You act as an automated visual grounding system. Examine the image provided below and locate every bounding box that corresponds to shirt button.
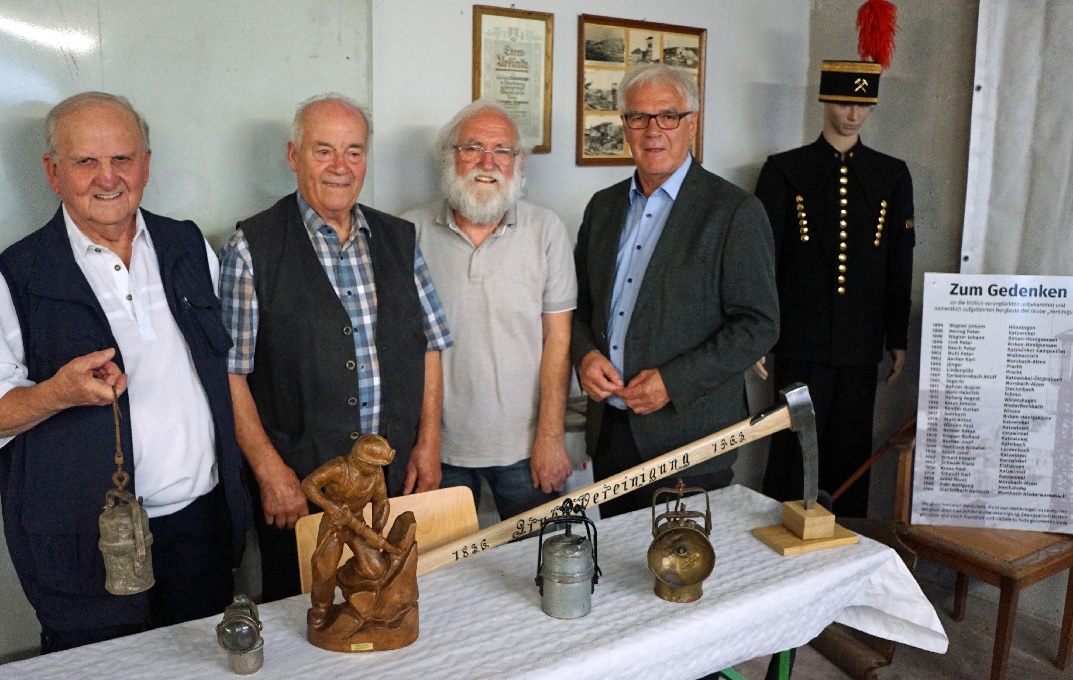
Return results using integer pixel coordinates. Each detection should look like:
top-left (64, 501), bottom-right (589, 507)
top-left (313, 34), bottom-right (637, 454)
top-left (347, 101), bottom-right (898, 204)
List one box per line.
top-left (125, 294), bottom-right (132, 301)
top-left (619, 311), bottom-right (624, 316)
top-left (343, 326), bottom-right (352, 335)
top-left (362, 401), bottom-right (367, 407)
top-left (114, 264), bottom-right (121, 271)
top-left (627, 278), bottom-right (633, 283)
top-left (612, 345), bottom-right (618, 350)
top-left (347, 397), bottom-right (358, 406)
top-left (636, 245), bottom-right (642, 250)
top-left (350, 431), bottom-right (360, 440)
top-left (346, 360), bottom-right (356, 370)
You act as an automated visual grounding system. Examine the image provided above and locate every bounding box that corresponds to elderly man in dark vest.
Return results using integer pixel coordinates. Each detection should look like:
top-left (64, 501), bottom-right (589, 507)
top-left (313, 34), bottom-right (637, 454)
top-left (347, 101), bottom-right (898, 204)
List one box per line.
top-left (0, 92), bottom-right (250, 653)
top-left (219, 94), bottom-right (452, 602)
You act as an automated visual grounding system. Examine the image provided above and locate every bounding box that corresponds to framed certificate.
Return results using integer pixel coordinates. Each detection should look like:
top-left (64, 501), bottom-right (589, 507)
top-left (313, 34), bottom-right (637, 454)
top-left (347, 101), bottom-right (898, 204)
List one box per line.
top-left (473, 5), bottom-right (554, 153)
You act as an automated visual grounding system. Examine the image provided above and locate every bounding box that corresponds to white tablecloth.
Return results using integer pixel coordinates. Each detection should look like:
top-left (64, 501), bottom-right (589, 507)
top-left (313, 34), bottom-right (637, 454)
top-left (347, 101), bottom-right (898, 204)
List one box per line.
top-left (0, 485), bottom-right (947, 680)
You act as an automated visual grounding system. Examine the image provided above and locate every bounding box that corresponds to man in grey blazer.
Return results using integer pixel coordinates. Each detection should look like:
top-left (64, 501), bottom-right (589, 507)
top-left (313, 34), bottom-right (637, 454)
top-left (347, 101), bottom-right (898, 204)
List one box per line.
top-left (573, 64), bottom-right (779, 518)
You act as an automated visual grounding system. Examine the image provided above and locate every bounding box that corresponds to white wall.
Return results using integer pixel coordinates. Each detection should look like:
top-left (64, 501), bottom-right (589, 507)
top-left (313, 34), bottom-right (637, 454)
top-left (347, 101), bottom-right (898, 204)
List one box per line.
top-left (370, 0), bottom-right (810, 225)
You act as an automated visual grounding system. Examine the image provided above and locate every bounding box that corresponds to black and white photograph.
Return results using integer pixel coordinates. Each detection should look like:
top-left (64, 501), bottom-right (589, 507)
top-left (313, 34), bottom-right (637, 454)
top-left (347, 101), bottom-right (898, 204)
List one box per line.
top-left (583, 112), bottom-right (624, 157)
top-left (628, 29), bottom-right (660, 66)
top-left (582, 68), bottom-right (623, 112)
top-left (663, 33), bottom-right (701, 69)
top-left (583, 23), bottom-right (625, 65)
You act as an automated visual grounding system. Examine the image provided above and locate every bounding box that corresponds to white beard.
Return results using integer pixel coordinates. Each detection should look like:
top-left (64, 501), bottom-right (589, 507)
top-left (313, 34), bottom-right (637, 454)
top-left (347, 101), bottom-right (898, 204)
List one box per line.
top-left (443, 166), bottom-right (522, 226)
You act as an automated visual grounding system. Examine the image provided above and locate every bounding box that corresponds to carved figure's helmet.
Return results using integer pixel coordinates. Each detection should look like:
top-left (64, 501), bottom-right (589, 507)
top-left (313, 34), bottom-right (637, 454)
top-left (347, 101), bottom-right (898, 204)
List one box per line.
top-left (350, 434), bottom-right (396, 467)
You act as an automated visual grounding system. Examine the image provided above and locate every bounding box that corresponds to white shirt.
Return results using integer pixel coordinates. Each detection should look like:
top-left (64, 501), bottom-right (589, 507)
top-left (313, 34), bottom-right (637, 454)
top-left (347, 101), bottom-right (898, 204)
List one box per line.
top-left (0, 206), bottom-right (219, 517)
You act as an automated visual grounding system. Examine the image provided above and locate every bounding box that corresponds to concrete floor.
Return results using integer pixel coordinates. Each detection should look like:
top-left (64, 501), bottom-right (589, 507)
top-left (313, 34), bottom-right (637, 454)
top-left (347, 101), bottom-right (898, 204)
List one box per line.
top-left (730, 562), bottom-right (1073, 680)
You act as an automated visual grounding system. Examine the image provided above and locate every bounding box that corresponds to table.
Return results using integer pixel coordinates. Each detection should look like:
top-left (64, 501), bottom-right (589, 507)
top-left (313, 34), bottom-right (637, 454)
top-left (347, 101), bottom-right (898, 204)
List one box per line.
top-left (0, 485), bottom-right (947, 680)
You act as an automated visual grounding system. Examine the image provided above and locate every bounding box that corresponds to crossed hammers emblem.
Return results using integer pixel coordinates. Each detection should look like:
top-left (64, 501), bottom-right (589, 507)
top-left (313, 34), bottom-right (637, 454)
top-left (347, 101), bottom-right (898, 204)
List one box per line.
top-left (854, 77), bottom-right (869, 92)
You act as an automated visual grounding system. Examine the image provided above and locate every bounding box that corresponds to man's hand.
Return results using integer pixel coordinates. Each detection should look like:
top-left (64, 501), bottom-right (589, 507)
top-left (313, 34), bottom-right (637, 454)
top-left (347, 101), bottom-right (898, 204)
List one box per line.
top-left (0, 347), bottom-right (129, 439)
top-left (530, 436), bottom-right (573, 494)
top-left (886, 348), bottom-right (906, 384)
top-left (578, 350), bottom-right (624, 401)
top-left (252, 457), bottom-right (309, 529)
top-left (619, 368), bottom-right (670, 415)
top-left (49, 347), bottom-right (128, 408)
top-left (752, 356), bottom-right (769, 380)
top-left (403, 438), bottom-right (441, 495)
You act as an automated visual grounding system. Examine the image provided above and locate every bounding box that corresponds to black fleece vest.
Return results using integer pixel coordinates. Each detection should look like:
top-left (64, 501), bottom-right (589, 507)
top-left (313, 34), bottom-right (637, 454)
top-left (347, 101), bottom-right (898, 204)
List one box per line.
top-left (240, 194), bottom-right (425, 495)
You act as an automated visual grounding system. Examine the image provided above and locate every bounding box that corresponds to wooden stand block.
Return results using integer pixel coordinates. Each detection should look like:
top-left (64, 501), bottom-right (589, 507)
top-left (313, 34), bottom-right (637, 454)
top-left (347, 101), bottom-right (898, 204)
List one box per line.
top-left (781, 500), bottom-right (836, 540)
top-left (752, 522), bottom-right (858, 556)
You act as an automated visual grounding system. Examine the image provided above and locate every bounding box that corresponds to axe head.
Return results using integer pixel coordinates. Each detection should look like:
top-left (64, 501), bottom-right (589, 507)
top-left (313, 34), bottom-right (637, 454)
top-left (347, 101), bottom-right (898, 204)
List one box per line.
top-left (780, 383), bottom-right (819, 510)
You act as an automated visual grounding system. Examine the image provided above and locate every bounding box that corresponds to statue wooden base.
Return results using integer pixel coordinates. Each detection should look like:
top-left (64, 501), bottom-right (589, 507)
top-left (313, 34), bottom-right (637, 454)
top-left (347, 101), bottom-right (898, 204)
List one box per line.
top-left (753, 500), bottom-right (858, 556)
top-left (307, 512), bottom-right (420, 652)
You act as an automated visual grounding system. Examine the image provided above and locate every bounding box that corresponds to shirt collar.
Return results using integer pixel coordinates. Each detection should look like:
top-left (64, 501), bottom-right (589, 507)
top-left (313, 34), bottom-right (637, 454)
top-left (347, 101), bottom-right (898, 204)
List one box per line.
top-left (630, 154), bottom-right (692, 204)
top-left (296, 191), bottom-right (369, 240)
top-left (816, 134), bottom-right (864, 160)
top-left (62, 203), bottom-right (150, 263)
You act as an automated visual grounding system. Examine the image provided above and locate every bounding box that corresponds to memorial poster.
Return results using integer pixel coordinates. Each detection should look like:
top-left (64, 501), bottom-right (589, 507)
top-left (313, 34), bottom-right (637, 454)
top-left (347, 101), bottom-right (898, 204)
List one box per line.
top-left (914, 273), bottom-right (1073, 532)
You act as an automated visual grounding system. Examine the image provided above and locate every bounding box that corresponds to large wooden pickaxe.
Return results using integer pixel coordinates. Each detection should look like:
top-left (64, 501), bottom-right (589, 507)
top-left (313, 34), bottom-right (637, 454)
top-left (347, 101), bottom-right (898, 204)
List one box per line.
top-left (417, 383), bottom-right (820, 576)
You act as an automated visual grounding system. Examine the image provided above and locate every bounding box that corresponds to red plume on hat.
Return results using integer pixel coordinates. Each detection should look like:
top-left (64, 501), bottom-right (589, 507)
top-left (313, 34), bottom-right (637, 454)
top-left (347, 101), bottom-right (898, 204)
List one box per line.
top-left (856, 0), bottom-right (898, 69)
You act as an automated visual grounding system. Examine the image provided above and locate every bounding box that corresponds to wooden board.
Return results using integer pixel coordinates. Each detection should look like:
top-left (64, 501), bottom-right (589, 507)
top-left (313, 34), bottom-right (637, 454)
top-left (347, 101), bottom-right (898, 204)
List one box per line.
top-left (752, 523), bottom-right (858, 556)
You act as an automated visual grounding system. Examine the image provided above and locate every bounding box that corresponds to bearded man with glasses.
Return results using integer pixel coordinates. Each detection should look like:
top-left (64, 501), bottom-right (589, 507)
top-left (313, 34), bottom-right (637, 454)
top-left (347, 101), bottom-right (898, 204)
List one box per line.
top-left (403, 101), bottom-right (576, 521)
top-left (572, 63), bottom-right (779, 518)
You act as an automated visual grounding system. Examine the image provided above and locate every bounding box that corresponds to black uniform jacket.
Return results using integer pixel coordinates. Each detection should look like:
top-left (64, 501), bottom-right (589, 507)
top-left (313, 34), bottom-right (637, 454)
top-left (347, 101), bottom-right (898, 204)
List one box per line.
top-left (756, 136), bottom-right (915, 366)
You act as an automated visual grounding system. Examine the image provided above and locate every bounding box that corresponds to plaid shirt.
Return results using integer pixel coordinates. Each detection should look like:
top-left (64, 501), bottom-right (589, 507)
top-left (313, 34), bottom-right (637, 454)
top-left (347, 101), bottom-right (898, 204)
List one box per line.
top-left (219, 193), bottom-right (452, 435)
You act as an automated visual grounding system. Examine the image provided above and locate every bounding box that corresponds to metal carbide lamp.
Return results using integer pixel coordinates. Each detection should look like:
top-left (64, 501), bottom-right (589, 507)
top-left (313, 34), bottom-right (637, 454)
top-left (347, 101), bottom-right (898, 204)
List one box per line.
top-left (217, 593), bottom-right (264, 674)
top-left (647, 480), bottom-right (715, 603)
top-left (535, 498), bottom-right (600, 619)
top-left (98, 389), bottom-right (154, 595)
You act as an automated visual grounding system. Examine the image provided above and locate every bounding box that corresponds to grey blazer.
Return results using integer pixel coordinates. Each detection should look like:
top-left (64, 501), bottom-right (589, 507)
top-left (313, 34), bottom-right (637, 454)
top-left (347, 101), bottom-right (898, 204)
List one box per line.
top-left (572, 160), bottom-right (780, 470)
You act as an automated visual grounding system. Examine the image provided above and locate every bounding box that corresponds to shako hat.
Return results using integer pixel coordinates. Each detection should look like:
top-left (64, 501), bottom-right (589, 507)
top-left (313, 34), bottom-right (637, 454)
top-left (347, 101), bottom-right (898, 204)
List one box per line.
top-left (818, 0), bottom-right (898, 105)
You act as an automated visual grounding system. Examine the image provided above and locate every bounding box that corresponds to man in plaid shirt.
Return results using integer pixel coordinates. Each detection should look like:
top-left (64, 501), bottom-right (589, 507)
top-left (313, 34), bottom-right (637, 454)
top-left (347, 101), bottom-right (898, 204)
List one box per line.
top-left (218, 93), bottom-right (452, 602)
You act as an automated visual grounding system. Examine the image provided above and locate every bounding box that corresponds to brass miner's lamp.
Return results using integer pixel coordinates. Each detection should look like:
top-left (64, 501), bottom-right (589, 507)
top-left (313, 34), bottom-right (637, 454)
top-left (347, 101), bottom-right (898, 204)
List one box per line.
top-left (647, 480), bottom-right (715, 603)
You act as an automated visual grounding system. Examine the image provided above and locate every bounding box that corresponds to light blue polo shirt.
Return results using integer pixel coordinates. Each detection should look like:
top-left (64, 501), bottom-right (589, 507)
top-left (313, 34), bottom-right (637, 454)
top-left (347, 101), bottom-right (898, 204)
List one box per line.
top-left (607, 155), bottom-right (692, 410)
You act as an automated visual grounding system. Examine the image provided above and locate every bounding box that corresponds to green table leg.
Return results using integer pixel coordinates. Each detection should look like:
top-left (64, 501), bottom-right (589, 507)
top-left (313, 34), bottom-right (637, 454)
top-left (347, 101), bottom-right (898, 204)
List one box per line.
top-left (717, 649), bottom-right (792, 680)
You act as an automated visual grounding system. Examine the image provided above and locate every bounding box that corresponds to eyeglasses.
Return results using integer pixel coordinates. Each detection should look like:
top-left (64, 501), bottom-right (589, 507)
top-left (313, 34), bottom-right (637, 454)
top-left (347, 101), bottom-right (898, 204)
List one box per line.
top-left (453, 144), bottom-right (518, 167)
top-left (621, 111), bottom-right (694, 130)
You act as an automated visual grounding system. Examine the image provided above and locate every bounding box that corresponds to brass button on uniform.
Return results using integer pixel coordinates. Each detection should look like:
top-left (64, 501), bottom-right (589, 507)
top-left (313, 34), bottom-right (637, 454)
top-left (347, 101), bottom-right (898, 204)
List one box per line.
top-left (343, 326), bottom-right (352, 335)
top-left (839, 176), bottom-right (848, 185)
top-left (838, 264), bottom-right (847, 273)
top-left (874, 239), bottom-right (882, 247)
top-left (346, 360), bottom-right (356, 370)
top-left (347, 397), bottom-right (358, 406)
top-left (839, 166), bottom-right (848, 174)
top-left (839, 187), bottom-right (847, 196)
top-left (837, 286), bottom-right (846, 295)
top-left (838, 253), bottom-right (847, 262)
top-left (837, 275), bottom-right (846, 284)
top-left (839, 198), bottom-right (848, 206)
top-left (349, 431), bottom-right (360, 440)
top-left (839, 231), bottom-right (847, 239)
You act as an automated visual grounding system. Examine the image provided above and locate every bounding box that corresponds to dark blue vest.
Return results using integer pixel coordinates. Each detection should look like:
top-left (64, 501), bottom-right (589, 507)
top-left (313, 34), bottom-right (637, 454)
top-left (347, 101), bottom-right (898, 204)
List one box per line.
top-left (0, 208), bottom-right (251, 629)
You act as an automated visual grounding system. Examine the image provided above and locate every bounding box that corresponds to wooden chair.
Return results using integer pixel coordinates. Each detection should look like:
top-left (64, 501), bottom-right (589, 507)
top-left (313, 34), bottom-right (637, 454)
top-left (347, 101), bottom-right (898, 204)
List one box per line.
top-left (294, 485), bottom-right (479, 594)
top-left (821, 417), bottom-right (1073, 680)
